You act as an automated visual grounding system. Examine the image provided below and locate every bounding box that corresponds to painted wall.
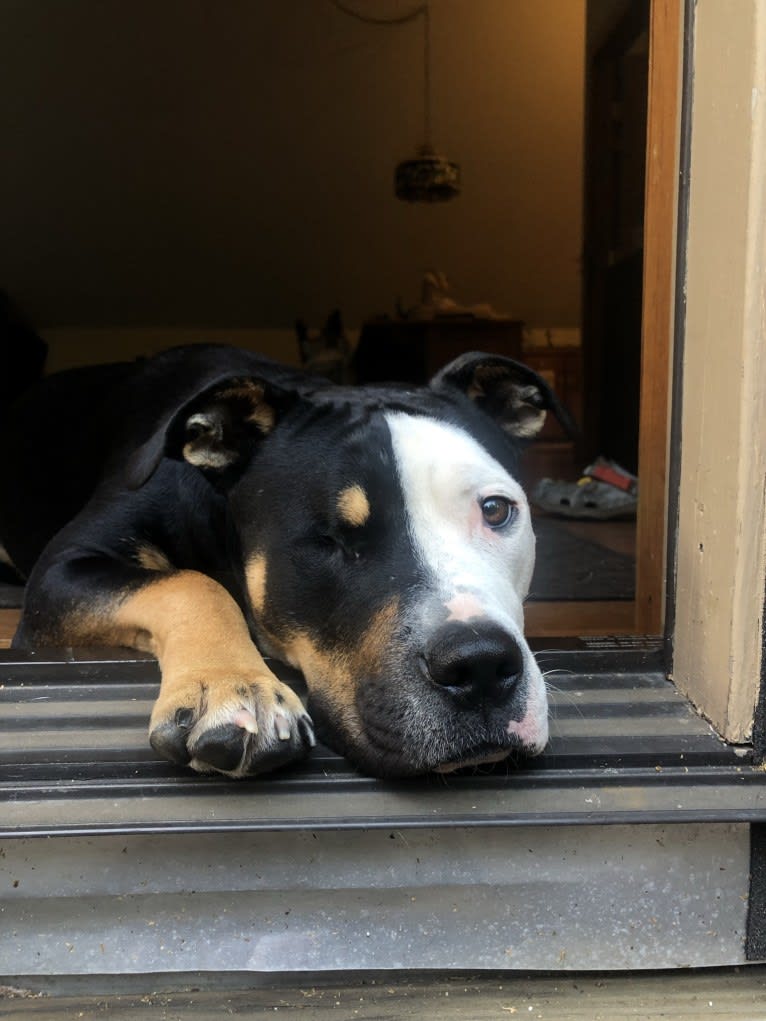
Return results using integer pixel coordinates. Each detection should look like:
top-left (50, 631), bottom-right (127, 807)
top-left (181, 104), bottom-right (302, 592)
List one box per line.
top-left (1, 0), bottom-right (585, 366)
top-left (672, 0), bottom-right (766, 742)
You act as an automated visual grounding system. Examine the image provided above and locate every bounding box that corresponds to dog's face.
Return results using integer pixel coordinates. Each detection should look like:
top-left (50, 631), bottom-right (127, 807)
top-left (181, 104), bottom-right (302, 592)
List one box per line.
top-left (152, 353), bottom-right (571, 777)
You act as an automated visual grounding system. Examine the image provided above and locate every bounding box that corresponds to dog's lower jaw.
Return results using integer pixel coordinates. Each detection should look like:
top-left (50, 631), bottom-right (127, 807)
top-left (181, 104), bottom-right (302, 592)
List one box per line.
top-left (431, 724), bottom-right (549, 774)
top-left (332, 727), bottom-right (547, 779)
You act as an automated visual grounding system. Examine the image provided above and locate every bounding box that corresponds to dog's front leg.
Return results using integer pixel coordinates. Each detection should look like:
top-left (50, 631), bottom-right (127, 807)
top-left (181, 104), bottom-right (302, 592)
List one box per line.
top-left (119, 571), bottom-right (316, 776)
top-left (20, 563), bottom-right (315, 777)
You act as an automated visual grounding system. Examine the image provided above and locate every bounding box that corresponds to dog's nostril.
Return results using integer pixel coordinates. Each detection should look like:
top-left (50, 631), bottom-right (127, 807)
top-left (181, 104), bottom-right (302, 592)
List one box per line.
top-left (426, 623), bottom-right (525, 698)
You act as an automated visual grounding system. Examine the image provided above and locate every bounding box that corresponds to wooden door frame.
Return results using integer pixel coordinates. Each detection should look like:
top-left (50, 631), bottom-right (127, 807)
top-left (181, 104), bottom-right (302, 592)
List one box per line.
top-left (634, 0), bottom-right (682, 635)
top-left (527, 0), bottom-right (679, 640)
top-left (668, 0), bottom-right (766, 744)
top-left (588, 0), bottom-right (766, 747)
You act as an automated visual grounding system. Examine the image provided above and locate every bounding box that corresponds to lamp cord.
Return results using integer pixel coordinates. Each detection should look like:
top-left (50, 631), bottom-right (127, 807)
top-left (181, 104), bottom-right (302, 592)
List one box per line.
top-left (329, 1), bottom-right (426, 26)
top-left (330, 1), bottom-right (432, 146)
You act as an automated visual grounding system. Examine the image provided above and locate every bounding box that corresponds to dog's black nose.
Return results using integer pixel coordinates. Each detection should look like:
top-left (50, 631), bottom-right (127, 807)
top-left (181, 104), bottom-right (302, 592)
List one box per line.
top-left (425, 623), bottom-right (525, 702)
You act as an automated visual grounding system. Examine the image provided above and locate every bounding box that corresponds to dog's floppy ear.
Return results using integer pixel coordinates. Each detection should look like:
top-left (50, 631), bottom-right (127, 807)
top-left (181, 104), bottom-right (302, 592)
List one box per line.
top-left (126, 374), bottom-right (298, 489)
top-left (430, 351), bottom-right (577, 439)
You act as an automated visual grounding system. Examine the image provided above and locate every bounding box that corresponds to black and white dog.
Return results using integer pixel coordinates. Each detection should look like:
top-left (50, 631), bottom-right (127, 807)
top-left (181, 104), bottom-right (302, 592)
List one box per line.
top-left (0, 346), bottom-right (571, 778)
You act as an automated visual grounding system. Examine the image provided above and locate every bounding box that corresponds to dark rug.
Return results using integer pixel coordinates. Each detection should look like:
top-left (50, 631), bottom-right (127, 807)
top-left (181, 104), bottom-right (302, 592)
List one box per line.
top-left (0, 581), bottom-right (24, 608)
top-left (529, 517), bottom-right (635, 602)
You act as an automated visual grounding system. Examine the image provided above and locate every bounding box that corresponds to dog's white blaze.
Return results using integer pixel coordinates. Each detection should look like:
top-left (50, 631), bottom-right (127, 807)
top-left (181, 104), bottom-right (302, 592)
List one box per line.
top-left (386, 411), bottom-right (548, 752)
top-left (386, 412), bottom-right (533, 624)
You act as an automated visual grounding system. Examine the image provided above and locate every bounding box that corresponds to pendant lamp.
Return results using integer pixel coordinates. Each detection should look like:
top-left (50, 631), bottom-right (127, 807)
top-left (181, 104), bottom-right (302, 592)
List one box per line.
top-left (332, 1), bottom-right (461, 202)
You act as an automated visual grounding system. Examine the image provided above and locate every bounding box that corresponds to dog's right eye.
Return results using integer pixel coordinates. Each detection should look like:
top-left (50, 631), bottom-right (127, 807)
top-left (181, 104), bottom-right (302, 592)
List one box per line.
top-left (480, 495), bottom-right (517, 530)
top-left (310, 532), bottom-right (346, 557)
top-left (313, 532), bottom-right (362, 563)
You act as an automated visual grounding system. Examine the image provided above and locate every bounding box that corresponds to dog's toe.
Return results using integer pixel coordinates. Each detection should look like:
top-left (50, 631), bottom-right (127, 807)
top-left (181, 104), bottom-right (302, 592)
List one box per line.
top-left (149, 710), bottom-right (194, 766)
top-left (239, 728), bottom-right (311, 775)
top-left (191, 723), bottom-right (251, 773)
top-left (223, 700), bottom-right (316, 777)
top-left (189, 713), bottom-right (313, 776)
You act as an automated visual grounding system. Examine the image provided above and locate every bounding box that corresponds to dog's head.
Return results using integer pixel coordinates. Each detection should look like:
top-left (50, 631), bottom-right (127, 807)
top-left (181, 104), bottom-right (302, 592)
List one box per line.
top-left (131, 352), bottom-right (573, 778)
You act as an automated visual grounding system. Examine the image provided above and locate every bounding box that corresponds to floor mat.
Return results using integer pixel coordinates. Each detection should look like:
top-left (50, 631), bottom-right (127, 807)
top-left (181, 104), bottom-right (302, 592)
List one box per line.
top-left (529, 517), bottom-right (635, 601)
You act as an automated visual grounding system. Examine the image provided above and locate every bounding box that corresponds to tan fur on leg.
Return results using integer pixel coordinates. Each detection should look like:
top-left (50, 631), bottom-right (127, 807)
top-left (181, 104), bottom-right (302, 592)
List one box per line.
top-left (110, 571), bottom-right (310, 775)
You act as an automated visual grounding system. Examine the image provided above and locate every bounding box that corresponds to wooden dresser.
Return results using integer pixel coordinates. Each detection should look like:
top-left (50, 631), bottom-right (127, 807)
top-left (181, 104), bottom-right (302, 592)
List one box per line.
top-left (353, 317), bottom-right (524, 384)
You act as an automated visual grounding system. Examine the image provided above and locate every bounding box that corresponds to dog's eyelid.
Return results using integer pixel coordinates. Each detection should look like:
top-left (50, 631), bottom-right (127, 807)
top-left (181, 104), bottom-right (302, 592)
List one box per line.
top-left (308, 526), bottom-right (346, 550)
top-left (311, 532), bottom-right (363, 565)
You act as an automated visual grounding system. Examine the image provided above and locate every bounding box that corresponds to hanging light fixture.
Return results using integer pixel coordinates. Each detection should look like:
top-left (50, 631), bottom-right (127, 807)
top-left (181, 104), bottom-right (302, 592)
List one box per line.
top-left (332, 1), bottom-right (461, 202)
top-left (393, 4), bottom-right (460, 202)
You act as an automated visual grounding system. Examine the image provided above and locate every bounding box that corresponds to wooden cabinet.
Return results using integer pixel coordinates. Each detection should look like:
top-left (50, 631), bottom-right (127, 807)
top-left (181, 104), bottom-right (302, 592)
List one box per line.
top-left (521, 346), bottom-right (583, 441)
top-left (353, 317), bottom-right (523, 384)
top-left (352, 322), bottom-right (582, 477)
top-left (517, 346), bottom-right (584, 487)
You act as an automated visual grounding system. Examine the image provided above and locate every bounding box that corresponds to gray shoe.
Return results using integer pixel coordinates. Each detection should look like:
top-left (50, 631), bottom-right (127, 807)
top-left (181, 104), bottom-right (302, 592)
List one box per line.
top-left (532, 459), bottom-right (638, 520)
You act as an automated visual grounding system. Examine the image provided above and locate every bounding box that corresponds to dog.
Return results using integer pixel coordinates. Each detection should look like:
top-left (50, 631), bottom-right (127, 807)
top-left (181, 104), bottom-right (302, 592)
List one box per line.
top-left (0, 345), bottom-right (572, 779)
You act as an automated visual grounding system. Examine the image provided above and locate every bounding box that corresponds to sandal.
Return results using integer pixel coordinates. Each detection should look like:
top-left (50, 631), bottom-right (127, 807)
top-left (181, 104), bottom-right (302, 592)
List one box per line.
top-left (532, 457), bottom-right (638, 520)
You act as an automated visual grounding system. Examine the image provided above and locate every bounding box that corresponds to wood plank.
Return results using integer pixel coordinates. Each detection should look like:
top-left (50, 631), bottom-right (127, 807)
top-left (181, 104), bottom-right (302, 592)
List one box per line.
top-left (671, 0), bottom-right (766, 742)
top-left (634, 0), bottom-right (682, 633)
top-left (0, 609), bottom-right (19, 648)
top-left (2, 604), bottom-right (638, 648)
top-left (526, 600), bottom-right (636, 637)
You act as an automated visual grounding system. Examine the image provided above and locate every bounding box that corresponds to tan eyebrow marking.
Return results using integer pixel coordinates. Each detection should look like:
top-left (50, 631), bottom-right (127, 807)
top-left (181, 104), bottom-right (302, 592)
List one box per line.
top-left (337, 484), bottom-right (370, 527)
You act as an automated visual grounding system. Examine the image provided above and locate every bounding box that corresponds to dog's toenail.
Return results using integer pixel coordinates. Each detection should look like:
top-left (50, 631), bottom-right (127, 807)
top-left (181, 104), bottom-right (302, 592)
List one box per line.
top-left (300, 716), bottom-right (317, 747)
top-left (275, 714), bottom-right (291, 740)
top-left (233, 708), bottom-right (259, 734)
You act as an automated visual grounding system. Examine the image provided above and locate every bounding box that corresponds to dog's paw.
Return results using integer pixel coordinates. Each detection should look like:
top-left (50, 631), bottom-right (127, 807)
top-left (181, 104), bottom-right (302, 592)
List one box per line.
top-left (149, 669), bottom-right (315, 777)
